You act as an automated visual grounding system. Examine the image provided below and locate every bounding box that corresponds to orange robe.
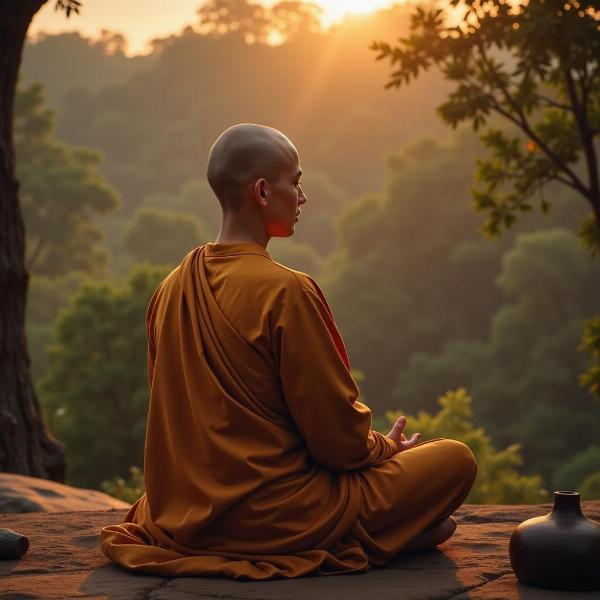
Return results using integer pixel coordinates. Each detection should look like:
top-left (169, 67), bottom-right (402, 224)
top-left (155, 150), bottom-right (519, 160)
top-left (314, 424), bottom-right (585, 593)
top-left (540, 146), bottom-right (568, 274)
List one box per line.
top-left (100, 242), bottom-right (477, 580)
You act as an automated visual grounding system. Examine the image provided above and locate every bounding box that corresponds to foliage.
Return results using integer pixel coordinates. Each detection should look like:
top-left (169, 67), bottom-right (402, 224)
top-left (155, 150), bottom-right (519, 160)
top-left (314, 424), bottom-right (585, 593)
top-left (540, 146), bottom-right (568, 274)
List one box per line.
top-left (324, 130), bottom-right (586, 412)
top-left (374, 2), bottom-right (600, 435)
top-left (28, 6), bottom-right (427, 204)
top-left (39, 264), bottom-right (168, 488)
top-left (197, 0), bottom-right (323, 43)
top-left (394, 340), bottom-right (489, 413)
top-left (580, 472), bottom-right (600, 500)
top-left (26, 272), bottom-right (89, 325)
top-left (15, 82), bottom-right (119, 276)
top-left (140, 178), bottom-right (221, 236)
top-left (373, 0), bottom-right (600, 243)
top-left (268, 238), bottom-right (324, 276)
top-left (122, 207), bottom-right (209, 266)
top-left (100, 466), bottom-right (144, 504)
top-left (392, 228), bottom-right (600, 483)
top-left (270, 1), bottom-right (324, 41)
top-left (287, 170), bottom-right (347, 255)
top-left (579, 316), bottom-right (600, 401)
top-left (383, 389), bottom-right (547, 504)
top-left (579, 213), bottom-right (600, 258)
top-left (26, 271), bottom-right (91, 380)
top-left (55, 0), bottom-right (81, 18)
top-left (22, 32), bottom-right (150, 109)
top-left (553, 446), bottom-right (600, 492)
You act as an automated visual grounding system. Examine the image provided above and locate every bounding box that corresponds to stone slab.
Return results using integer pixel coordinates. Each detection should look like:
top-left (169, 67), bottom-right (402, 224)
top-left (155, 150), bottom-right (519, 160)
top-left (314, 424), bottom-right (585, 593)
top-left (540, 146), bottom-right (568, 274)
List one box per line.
top-left (0, 502), bottom-right (598, 600)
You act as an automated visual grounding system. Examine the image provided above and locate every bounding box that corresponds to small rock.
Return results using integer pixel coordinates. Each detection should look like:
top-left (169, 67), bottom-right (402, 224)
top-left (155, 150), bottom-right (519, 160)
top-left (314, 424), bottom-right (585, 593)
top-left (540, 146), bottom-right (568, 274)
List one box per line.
top-left (0, 528), bottom-right (29, 560)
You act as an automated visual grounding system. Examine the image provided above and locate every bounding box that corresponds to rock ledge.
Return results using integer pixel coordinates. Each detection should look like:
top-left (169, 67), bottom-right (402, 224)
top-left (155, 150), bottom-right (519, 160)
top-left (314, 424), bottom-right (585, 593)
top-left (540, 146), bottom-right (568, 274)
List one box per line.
top-left (1, 502), bottom-right (599, 599)
top-left (0, 473), bottom-right (129, 514)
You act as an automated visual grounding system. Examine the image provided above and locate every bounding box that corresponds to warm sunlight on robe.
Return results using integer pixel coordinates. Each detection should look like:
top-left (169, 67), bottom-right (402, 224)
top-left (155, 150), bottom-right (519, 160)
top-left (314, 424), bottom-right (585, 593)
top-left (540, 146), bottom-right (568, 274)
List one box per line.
top-left (99, 242), bottom-right (477, 580)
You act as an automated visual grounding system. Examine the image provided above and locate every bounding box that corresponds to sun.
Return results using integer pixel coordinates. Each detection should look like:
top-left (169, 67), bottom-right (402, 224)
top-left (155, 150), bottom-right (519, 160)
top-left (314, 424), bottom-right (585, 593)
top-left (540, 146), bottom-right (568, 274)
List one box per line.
top-left (315, 0), bottom-right (397, 24)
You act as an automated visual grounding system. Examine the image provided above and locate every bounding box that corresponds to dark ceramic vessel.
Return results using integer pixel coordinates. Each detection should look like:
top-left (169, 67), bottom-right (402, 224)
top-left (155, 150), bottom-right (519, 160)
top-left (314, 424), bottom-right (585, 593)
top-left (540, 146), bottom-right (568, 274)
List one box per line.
top-left (509, 491), bottom-right (600, 591)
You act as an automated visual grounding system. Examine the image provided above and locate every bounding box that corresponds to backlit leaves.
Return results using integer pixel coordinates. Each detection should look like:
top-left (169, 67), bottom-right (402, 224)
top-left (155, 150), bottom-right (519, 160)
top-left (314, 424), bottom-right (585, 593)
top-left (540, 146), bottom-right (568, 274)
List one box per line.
top-left (374, 0), bottom-right (600, 241)
top-left (55, 0), bottom-right (81, 18)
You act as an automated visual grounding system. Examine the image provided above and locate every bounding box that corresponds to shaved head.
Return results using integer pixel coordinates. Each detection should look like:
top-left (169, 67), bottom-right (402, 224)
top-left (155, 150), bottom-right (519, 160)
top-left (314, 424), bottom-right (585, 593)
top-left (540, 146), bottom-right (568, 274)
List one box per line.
top-left (207, 124), bottom-right (298, 211)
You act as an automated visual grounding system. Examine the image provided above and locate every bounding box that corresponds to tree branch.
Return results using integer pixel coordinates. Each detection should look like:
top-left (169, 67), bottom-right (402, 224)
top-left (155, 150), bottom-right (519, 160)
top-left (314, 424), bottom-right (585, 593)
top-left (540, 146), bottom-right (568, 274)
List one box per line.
top-left (476, 44), bottom-right (590, 199)
top-left (563, 62), bottom-right (600, 206)
top-left (533, 93), bottom-right (572, 112)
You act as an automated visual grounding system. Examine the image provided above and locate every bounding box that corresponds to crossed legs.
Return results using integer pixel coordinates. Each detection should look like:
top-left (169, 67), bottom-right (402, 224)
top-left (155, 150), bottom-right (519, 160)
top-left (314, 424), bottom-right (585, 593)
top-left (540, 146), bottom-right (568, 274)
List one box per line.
top-left (352, 438), bottom-right (478, 564)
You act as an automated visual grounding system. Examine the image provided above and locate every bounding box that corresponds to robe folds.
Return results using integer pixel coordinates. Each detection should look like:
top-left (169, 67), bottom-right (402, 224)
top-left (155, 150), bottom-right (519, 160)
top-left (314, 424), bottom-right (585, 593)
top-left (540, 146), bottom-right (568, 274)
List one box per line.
top-left (100, 242), bottom-right (478, 580)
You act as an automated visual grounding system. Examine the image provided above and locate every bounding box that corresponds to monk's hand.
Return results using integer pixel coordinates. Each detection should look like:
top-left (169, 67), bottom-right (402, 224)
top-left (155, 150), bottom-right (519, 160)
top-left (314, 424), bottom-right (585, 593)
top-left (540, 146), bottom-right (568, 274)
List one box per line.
top-left (386, 416), bottom-right (420, 451)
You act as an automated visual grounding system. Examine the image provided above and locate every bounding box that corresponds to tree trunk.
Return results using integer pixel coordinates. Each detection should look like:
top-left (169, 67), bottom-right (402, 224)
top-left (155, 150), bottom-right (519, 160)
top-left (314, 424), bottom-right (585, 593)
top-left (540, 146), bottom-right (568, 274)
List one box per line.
top-left (0, 0), bottom-right (65, 481)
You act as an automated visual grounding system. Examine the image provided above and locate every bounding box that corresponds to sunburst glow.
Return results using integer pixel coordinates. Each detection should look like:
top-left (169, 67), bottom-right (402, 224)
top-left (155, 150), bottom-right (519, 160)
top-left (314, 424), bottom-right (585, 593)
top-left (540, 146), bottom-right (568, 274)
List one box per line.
top-left (316, 0), bottom-right (397, 23)
top-left (30, 0), bottom-right (404, 56)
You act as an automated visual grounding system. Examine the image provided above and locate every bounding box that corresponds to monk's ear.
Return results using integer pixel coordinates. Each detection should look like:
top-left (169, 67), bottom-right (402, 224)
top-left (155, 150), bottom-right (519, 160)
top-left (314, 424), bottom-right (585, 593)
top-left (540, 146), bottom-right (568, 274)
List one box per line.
top-left (253, 178), bottom-right (269, 209)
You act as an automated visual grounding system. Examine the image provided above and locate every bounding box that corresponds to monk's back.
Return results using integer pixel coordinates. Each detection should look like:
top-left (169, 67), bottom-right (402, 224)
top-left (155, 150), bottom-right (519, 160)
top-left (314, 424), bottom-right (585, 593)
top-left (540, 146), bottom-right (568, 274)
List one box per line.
top-left (142, 242), bottom-right (351, 554)
top-left (203, 242), bottom-right (308, 371)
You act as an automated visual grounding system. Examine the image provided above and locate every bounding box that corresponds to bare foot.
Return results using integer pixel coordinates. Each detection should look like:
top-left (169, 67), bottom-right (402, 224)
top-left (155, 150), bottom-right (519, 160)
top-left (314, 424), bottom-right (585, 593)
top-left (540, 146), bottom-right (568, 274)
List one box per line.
top-left (400, 516), bottom-right (457, 554)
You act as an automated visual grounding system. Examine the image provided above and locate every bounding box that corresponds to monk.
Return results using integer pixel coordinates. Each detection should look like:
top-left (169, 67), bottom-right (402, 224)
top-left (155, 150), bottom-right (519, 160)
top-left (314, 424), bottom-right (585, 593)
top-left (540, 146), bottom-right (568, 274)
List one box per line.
top-left (99, 123), bottom-right (477, 580)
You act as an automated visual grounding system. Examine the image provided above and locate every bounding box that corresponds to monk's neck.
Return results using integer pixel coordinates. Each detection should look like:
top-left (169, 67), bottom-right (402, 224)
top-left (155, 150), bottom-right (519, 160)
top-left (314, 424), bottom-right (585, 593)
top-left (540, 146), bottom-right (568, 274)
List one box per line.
top-left (215, 221), bottom-right (269, 248)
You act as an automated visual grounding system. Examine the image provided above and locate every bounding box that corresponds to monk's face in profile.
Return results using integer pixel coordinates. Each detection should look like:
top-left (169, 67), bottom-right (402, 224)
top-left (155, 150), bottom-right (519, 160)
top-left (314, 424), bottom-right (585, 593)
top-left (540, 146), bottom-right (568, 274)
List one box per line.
top-left (262, 151), bottom-right (307, 238)
top-left (207, 124), bottom-right (309, 243)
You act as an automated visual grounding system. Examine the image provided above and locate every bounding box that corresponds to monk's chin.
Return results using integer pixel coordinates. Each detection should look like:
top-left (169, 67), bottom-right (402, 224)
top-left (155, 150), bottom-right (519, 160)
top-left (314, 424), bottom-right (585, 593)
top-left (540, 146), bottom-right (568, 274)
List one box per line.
top-left (271, 227), bottom-right (295, 238)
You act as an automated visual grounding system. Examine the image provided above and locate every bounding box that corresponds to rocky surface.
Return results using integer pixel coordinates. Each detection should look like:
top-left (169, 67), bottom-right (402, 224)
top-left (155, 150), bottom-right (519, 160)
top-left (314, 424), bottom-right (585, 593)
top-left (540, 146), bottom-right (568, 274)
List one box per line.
top-left (0, 473), bottom-right (130, 514)
top-left (0, 501), bottom-right (599, 599)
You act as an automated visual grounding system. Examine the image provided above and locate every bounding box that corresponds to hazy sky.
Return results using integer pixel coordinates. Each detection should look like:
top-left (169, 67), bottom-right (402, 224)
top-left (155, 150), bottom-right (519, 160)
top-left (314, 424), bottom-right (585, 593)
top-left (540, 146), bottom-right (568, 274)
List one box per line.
top-left (29, 1), bottom-right (398, 55)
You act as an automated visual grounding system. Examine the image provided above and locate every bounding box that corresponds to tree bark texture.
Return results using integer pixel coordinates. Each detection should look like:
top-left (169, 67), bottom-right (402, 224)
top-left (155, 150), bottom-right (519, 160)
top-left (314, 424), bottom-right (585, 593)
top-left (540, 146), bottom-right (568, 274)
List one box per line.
top-left (0, 0), bottom-right (65, 481)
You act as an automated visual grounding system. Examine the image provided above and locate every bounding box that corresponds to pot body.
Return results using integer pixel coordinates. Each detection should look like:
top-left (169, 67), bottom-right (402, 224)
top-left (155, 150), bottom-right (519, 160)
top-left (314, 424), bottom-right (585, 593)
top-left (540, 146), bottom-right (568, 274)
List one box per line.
top-left (509, 491), bottom-right (600, 591)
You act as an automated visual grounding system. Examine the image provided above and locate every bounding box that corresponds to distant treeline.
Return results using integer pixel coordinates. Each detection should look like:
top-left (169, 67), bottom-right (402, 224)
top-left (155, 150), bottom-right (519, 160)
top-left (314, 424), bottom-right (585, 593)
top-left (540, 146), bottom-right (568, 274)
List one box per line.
top-left (22, 5), bottom-right (450, 203)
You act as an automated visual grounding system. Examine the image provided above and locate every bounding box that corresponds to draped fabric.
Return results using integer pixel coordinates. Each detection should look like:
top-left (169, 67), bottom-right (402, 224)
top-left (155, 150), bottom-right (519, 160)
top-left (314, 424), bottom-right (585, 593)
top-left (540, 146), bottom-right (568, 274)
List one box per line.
top-left (100, 242), bottom-right (477, 580)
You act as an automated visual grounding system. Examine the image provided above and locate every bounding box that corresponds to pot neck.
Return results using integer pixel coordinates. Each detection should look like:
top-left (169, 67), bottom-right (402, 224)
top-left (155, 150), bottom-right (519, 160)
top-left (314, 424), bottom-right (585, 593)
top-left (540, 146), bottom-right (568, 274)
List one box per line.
top-left (551, 491), bottom-right (583, 517)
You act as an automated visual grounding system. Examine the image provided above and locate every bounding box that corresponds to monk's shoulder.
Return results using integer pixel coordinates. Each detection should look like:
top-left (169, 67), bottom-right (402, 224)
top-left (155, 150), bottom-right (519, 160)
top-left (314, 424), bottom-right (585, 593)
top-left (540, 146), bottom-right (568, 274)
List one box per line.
top-left (151, 265), bottom-right (182, 299)
top-left (261, 258), bottom-right (321, 307)
top-left (146, 265), bottom-right (181, 317)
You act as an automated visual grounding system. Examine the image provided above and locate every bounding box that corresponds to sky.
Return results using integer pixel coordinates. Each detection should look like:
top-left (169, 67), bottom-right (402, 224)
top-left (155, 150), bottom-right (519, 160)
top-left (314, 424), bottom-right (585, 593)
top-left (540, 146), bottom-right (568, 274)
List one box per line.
top-left (29, 1), bottom-right (399, 56)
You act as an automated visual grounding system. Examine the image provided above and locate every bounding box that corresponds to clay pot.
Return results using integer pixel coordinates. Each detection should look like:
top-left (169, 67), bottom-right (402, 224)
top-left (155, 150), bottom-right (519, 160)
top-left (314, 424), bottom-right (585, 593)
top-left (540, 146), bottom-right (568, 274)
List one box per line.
top-left (509, 490), bottom-right (600, 591)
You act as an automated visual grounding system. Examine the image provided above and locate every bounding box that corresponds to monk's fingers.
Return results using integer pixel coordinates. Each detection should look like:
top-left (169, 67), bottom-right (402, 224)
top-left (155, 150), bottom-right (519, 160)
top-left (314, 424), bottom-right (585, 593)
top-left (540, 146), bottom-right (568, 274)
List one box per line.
top-left (387, 417), bottom-right (419, 447)
top-left (388, 416), bottom-right (406, 439)
top-left (400, 432), bottom-right (421, 451)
